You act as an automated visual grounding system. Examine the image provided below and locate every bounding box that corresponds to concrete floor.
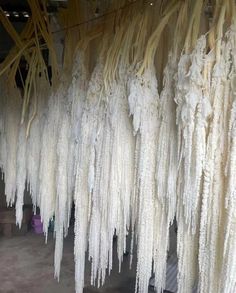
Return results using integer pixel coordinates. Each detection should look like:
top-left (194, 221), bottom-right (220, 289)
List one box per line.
top-left (0, 228), bottom-right (144, 293)
top-left (0, 223), bottom-right (178, 293)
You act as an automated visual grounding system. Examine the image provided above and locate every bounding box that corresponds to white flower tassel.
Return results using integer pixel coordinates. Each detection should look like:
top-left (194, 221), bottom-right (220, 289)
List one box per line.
top-left (128, 68), bottom-right (159, 293)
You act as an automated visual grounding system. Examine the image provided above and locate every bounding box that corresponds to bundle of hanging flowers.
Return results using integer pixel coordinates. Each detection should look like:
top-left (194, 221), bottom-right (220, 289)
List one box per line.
top-left (0, 1), bottom-right (235, 293)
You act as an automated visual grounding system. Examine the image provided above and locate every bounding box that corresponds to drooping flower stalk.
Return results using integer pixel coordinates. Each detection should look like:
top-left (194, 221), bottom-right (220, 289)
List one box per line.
top-left (38, 85), bottom-right (65, 239)
top-left (26, 76), bottom-right (49, 211)
top-left (15, 121), bottom-right (27, 227)
top-left (74, 52), bottom-right (107, 293)
top-left (4, 85), bottom-right (22, 206)
top-left (218, 25), bottom-right (236, 293)
top-left (54, 97), bottom-right (71, 279)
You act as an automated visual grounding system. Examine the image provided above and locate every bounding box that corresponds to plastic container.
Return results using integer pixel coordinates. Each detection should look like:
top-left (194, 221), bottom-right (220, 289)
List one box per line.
top-left (31, 215), bottom-right (43, 234)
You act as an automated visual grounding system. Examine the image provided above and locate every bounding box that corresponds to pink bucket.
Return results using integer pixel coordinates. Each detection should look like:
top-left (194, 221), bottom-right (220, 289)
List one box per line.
top-left (31, 215), bottom-right (43, 234)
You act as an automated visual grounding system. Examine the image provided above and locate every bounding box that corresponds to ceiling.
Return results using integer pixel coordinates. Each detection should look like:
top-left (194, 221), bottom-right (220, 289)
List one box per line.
top-left (0, 0), bottom-right (68, 60)
top-left (0, 0), bottom-right (29, 12)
